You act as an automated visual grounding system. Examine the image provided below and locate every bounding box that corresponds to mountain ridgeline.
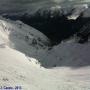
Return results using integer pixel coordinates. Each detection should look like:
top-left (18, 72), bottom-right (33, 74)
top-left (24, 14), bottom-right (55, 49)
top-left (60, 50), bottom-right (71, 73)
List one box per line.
top-left (3, 6), bottom-right (90, 45)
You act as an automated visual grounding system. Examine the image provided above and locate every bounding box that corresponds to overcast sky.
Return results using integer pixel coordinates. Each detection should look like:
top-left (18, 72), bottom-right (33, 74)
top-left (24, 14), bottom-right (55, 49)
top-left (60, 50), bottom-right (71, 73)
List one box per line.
top-left (0, 0), bottom-right (90, 14)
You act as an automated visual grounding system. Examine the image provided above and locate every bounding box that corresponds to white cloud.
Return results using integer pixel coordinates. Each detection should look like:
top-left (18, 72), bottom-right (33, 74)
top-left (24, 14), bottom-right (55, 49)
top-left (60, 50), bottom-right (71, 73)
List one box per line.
top-left (0, 0), bottom-right (90, 14)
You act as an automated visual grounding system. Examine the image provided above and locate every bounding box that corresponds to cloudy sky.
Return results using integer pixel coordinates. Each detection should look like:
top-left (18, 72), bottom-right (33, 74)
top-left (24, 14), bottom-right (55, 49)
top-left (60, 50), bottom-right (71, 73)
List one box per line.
top-left (0, 0), bottom-right (90, 14)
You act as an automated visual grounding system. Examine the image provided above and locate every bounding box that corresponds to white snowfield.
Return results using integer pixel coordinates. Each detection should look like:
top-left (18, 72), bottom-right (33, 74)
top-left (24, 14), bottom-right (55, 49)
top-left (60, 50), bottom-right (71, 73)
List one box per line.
top-left (0, 17), bottom-right (90, 90)
top-left (67, 4), bottom-right (88, 20)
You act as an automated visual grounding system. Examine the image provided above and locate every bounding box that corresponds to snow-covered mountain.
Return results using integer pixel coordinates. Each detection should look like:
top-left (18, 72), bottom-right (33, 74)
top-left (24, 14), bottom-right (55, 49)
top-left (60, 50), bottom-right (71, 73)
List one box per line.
top-left (1, 16), bottom-right (90, 68)
top-left (0, 16), bottom-right (51, 66)
top-left (0, 17), bottom-right (90, 90)
top-left (2, 4), bottom-right (90, 45)
top-left (0, 17), bottom-right (50, 49)
top-left (0, 1), bottom-right (90, 89)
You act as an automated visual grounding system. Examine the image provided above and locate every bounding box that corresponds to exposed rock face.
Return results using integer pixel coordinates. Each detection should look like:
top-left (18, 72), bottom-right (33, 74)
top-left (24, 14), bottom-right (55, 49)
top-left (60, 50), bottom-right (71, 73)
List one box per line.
top-left (76, 22), bottom-right (90, 43)
top-left (2, 5), bottom-right (90, 45)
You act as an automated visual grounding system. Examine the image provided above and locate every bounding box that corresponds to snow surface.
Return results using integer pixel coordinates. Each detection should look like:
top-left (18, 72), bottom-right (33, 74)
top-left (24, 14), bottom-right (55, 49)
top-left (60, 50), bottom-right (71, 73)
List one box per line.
top-left (67, 4), bottom-right (88, 20)
top-left (0, 17), bottom-right (90, 90)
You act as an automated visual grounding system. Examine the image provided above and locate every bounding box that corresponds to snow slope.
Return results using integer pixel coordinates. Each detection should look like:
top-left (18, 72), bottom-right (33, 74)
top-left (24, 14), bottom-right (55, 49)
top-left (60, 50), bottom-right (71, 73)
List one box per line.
top-left (0, 17), bottom-right (90, 90)
top-left (0, 46), bottom-right (90, 90)
top-left (46, 39), bottom-right (90, 67)
top-left (0, 17), bottom-right (51, 64)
